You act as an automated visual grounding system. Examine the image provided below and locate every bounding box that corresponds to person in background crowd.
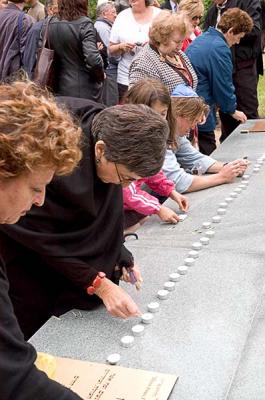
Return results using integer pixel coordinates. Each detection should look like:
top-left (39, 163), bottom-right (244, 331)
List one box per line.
top-left (109, 0), bottom-right (160, 101)
top-left (204, 0), bottom-right (262, 141)
top-left (160, 0), bottom-right (179, 12)
top-left (47, 0), bottom-right (104, 101)
top-left (23, 0), bottom-right (58, 79)
top-left (114, 0), bottom-right (129, 13)
top-left (26, 0), bottom-right (45, 20)
top-left (0, 0), bottom-right (33, 81)
top-left (0, 97), bottom-right (169, 340)
top-left (129, 11), bottom-right (197, 93)
top-left (178, 0), bottom-right (204, 51)
top-left (187, 8), bottom-right (252, 155)
top-left (95, 2), bottom-right (119, 105)
top-left (0, 80), bottom-right (84, 400)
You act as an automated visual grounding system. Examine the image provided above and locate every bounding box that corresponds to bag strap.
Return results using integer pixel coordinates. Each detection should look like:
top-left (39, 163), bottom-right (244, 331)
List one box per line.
top-left (17, 11), bottom-right (24, 64)
top-left (40, 16), bottom-right (53, 49)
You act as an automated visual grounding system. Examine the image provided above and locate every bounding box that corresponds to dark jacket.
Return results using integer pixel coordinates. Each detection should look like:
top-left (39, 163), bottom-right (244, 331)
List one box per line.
top-left (186, 28), bottom-right (237, 132)
top-left (47, 17), bottom-right (104, 101)
top-left (160, 0), bottom-right (176, 10)
top-left (0, 98), bottom-right (133, 333)
top-left (0, 3), bottom-right (33, 81)
top-left (0, 254), bottom-right (82, 399)
top-left (204, 0), bottom-right (262, 74)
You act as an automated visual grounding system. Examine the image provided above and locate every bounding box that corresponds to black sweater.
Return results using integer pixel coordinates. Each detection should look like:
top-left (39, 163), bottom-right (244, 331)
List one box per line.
top-left (0, 256), bottom-right (82, 400)
top-left (0, 97), bottom-right (133, 298)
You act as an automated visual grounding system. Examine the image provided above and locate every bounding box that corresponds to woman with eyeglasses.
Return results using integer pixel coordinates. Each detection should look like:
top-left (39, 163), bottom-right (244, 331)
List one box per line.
top-left (0, 96), bottom-right (169, 340)
top-left (129, 10), bottom-right (198, 93)
top-left (178, 0), bottom-right (204, 51)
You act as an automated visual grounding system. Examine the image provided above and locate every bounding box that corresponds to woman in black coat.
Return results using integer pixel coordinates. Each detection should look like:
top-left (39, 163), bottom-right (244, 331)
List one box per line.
top-left (0, 97), bottom-right (169, 339)
top-left (0, 81), bottom-right (83, 400)
top-left (48, 0), bottom-right (104, 101)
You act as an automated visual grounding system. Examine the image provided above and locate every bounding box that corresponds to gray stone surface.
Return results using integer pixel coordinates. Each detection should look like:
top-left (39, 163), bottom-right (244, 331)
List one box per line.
top-left (30, 121), bottom-right (265, 400)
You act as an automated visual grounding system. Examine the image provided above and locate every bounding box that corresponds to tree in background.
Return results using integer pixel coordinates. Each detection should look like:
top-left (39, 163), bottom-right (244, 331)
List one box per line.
top-left (40, 0), bottom-right (211, 21)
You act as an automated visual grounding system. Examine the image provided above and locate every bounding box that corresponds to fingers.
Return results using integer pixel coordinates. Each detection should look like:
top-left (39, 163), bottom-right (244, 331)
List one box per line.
top-left (181, 199), bottom-right (189, 212)
top-left (121, 267), bottom-right (131, 282)
top-left (131, 265), bottom-right (142, 282)
top-left (106, 297), bottom-right (140, 319)
top-left (169, 214), bottom-right (179, 224)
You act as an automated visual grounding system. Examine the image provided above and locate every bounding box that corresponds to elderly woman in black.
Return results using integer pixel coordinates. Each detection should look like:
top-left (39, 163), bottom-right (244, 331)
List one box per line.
top-left (0, 81), bottom-right (84, 400)
top-left (0, 94), bottom-right (169, 339)
top-left (48, 0), bottom-right (104, 101)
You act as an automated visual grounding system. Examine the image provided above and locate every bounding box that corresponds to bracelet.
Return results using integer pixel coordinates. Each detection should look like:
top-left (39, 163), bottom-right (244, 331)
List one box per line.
top-left (86, 272), bottom-right (106, 295)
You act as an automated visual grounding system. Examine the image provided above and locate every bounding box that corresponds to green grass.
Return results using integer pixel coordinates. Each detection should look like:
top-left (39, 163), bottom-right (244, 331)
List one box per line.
top-left (258, 73), bottom-right (265, 118)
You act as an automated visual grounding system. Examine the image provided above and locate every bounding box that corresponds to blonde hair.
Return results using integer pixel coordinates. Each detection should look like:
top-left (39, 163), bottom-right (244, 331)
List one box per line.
top-left (171, 96), bottom-right (209, 123)
top-left (0, 81), bottom-right (82, 179)
top-left (178, 0), bottom-right (204, 19)
top-left (149, 10), bottom-right (189, 46)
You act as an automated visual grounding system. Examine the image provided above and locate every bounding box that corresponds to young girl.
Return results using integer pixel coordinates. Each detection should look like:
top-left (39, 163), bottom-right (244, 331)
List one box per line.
top-left (123, 78), bottom-right (189, 230)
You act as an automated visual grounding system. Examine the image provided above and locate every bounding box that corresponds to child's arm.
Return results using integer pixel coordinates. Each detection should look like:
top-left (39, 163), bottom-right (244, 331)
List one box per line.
top-left (123, 182), bottom-right (161, 216)
top-left (123, 183), bottom-right (180, 223)
top-left (144, 171), bottom-right (175, 197)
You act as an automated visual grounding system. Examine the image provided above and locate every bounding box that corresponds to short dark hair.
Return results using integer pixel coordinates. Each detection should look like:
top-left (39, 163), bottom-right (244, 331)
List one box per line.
top-left (91, 104), bottom-right (169, 177)
top-left (217, 8), bottom-right (253, 34)
top-left (58, 0), bottom-right (87, 20)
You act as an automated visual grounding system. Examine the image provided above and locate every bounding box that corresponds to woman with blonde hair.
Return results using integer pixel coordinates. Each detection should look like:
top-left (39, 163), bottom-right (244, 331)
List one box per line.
top-left (0, 80), bottom-right (83, 399)
top-left (129, 10), bottom-right (198, 93)
top-left (178, 0), bottom-right (204, 50)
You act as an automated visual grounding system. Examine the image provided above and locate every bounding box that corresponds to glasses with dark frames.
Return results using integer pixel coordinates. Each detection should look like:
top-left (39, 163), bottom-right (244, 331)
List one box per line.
top-left (114, 163), bottom-right (136, 185)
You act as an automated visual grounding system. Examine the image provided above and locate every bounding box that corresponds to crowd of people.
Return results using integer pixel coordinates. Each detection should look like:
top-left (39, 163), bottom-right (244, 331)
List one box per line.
top-left (0, 0), bottom-right (263, 399)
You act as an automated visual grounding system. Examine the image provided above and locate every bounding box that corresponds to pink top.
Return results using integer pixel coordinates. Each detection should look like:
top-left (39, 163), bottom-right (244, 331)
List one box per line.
top-left (181, 27), bottom-right (202, 52)
top-left (123, 171), bottom-right (174, 216)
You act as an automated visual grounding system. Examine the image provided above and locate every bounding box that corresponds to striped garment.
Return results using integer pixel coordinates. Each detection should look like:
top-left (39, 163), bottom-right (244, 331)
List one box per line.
top-left (129, 44), bottom-right (198, 93)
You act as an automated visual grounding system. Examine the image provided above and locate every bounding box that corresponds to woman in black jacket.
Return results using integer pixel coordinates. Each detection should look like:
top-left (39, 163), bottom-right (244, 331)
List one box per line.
top-left (48, 0), bottom-right (104, 101)
top-left (0, 96), bottom-right (169, 340)
top-left (0, 81), bottom-right (83, 400)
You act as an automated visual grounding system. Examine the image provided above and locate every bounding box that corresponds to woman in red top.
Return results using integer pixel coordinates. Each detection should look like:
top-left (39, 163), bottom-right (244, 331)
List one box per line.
top-left (179, 0), bottom-right (204, 51)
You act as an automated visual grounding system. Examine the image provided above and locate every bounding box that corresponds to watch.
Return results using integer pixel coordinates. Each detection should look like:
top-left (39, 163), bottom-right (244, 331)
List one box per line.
top-left (86, 272), bottom-right (106, 295)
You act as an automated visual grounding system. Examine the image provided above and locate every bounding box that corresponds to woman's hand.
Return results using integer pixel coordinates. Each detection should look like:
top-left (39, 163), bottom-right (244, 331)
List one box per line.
top-left (157, 205), bottom-right (180, 224)
top-left (119, 42), bottom-right (136, 53)
top-left (218, 160), bottom-right (247, 182)
top-left (95, 277), bottom-right (141, 318)
top-left (231, 110), bottom-right (247, 123)
top-left (169, 190), bottom-right (189, 212)
top-left (121, 264), bottom-right (142, 283)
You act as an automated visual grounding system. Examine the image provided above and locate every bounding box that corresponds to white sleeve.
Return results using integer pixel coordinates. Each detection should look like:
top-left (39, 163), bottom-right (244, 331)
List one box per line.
top-left (162, 149), bottom-right (194, 194)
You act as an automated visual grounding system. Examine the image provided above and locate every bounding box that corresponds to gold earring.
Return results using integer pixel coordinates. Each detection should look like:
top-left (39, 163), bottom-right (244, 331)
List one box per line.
top-left (96, 158), bottom-right (100, 164)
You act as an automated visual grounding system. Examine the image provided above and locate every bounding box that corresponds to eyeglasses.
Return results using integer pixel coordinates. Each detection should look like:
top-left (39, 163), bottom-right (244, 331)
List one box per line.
top-left (192, 15), bottom-right (203, 20)
top-left (114, 163), bottom-right (136, 185)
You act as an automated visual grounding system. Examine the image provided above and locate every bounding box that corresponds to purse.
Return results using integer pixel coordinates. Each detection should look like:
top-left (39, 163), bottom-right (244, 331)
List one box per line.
top-left (33, 17), bottom-right (54, 89)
